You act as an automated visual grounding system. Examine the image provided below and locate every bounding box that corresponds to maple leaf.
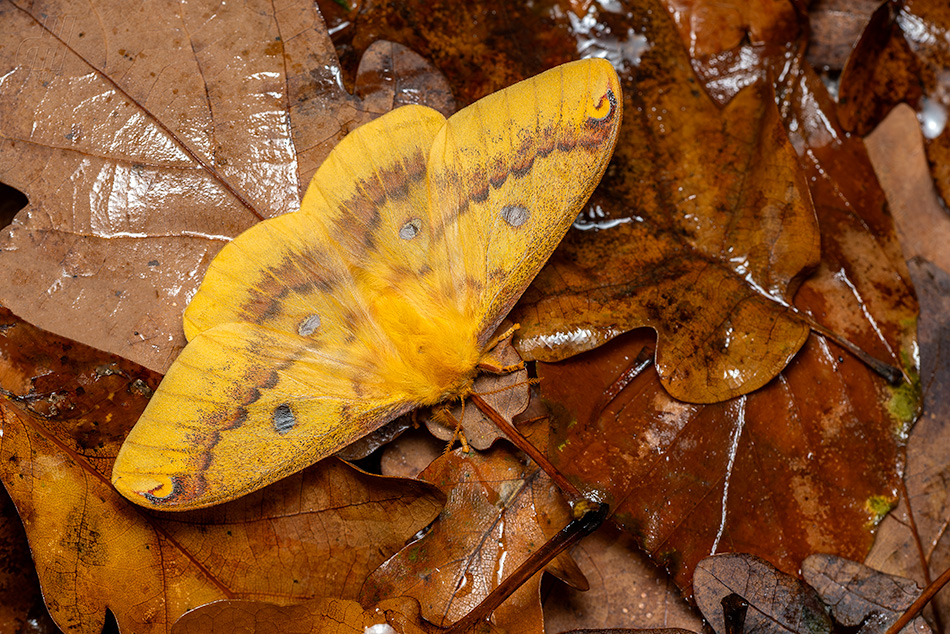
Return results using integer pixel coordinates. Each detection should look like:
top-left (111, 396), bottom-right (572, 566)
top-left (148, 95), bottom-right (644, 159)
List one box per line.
top-left (361, 436), bottom-right (585, 634)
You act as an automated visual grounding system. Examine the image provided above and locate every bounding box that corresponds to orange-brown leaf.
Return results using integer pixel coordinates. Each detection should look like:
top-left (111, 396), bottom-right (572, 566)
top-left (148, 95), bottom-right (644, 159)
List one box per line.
top-left (171, 597), bottom-right (436, 634)
top-left (361, 438), bottom-right (582, 633)
top-left (0, 308), bottom-right (444, 634)
top-left (511, 2), bottom-right (819, 404)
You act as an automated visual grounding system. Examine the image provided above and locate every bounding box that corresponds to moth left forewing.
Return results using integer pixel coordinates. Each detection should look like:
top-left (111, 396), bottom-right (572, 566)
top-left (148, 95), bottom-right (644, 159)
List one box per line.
top-left (425, 59), bottom-right (623, 346)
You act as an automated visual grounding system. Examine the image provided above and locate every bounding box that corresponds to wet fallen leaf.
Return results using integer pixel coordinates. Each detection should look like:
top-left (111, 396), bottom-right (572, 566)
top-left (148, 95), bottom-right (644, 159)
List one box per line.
top-left (0, 307), bottom-right (443, 634)
top-left (171, 596), bottom-right (435, 634)
top-left (361, 436), bottom-right (584, 633)
top-left (0, 0), bottom-right (452, 374)
top-left (537, 43), bottom-right (917, 592)
top-left (836, 3), bottom-right (925, 138)
top-left (540, 325), bottom-right (909, 591)
top-left (802, 554), bottom-right (931, 634)
top-left (659, 0), bottom-right (801, 95)
top-left (542, 522), bottom-right (702, 632)
top-left (512, 0), bottom-right (818, 405)
top-left (836, 0), bottom-right (950, 207)
top-left (776, 56), bottom-right (918, 384)
top-left (694, 553), bottom-right (833, 634)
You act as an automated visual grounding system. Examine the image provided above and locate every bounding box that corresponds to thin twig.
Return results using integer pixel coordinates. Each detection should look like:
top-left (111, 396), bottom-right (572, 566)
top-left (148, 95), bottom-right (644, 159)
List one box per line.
top-left (884, 564), bottom-right (950, 634)
top-left (469, 392), bottom-right (581, 500)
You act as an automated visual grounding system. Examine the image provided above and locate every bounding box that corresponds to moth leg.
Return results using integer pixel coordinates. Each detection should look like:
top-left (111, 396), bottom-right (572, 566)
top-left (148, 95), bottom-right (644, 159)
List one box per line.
top-left (484, 322), bottom-right (520, 351)
top-left (477, 355), bottom-right (525, 375)
top-left (433, 404), bottom-right (471, 454)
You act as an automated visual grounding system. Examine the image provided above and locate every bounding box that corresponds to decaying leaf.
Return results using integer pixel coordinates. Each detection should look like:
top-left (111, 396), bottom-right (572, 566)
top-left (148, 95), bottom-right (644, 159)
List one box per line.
top-left (806, 0), bottom-right (881, 71)
top-left (510, 0), bottom-right (819, 405)
top-left (777, 56), bottom-right (918, 389)
top-left (542, 522), bottom-right (702, 633)
top-left (694, 553), bottom-right (833, 634)
top-left (864, 106), bottom-right (950, 632)
top-left (533, 7), bottom-right (918, 589)
top-left (0, 308), bottom-right (444, 634)
top-left (361, 436), bottom-right (584, 633)
top-left (836, 0), bottom-right (950, 207)
top-left (171, 596), bottom-right (434, 634)
top-left (661, 0), bottom-right (800, 58)
top-left (658, 0), bottom-right (801, 98)
top-left (0, 0), bottom-right (452, 375)
top-left (540, 325), bottom-right (909, 591)
top-left (802, 554), bottom-right (931, 634)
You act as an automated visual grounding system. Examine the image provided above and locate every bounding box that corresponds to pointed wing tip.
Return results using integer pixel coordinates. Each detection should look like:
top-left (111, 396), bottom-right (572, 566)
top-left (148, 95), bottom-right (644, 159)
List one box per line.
top-left (111, 460), bottom-right (214, 511)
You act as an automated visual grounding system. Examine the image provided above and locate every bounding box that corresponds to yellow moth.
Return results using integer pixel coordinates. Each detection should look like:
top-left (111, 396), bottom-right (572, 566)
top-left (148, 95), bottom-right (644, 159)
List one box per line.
top-left (112, 58), bottom-right (622, 509)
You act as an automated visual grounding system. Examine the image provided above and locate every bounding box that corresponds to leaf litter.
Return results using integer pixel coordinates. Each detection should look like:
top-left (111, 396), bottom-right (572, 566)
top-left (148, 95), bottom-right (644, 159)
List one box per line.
top-left (2, 0), bottom-right (950, 632)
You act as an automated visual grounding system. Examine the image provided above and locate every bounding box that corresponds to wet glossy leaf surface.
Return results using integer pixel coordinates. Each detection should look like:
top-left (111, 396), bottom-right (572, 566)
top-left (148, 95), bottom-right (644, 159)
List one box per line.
top-left (836, 0), bottom-right (950, 207)
top-left (171, 596), bottom-right (435, 634)
top-left (540, 324), bottom-right (909, 591)
top-left (0, 0), bottom-right (453, 375)
top-left (510, 1), bottom-right (819, 404)
top-left (777, 57), bottom-right (918, 383)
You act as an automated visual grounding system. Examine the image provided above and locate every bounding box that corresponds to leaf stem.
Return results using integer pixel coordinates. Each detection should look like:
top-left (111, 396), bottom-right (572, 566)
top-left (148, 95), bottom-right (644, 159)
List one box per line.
top-left (800, 315), bottom-right (904, 385)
